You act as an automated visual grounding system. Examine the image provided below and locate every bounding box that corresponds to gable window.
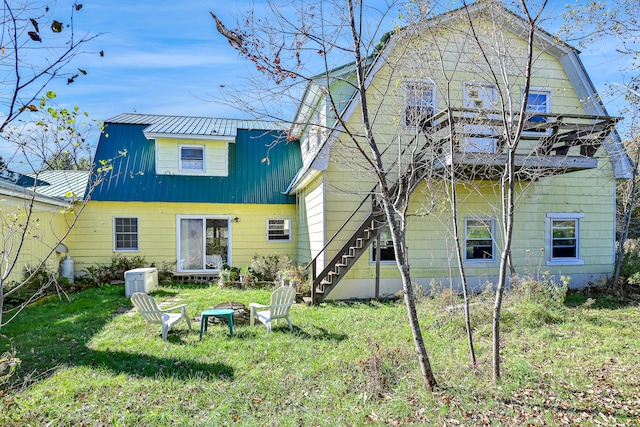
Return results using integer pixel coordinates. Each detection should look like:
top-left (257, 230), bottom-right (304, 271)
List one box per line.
top-left (546, 213), bottom-right (584, 265)
top-left (267, 219), bottom-right (291, 242)
top-left (180, 145), bottom-right (204, 171)
top-left (114, 217), bottom-right (139, 251)
top-left (404, 80), bottom-right (435, 129)
top-left (465, 218), bottom-right (495, 261)
top-left (524, 89), bottom-right (551, 133)
top-left (371, 225), bottom-right (396, 263)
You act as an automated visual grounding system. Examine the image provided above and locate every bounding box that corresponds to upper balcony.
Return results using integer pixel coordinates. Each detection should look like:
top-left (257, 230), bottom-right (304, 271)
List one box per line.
top-left (417, 108), bottom-right (620, 180)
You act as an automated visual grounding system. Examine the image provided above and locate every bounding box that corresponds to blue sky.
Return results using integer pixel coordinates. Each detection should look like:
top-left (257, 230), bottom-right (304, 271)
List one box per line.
top-left (0, 0), bottom-right (632, 170)
top-left (47, 0), bottom-right (254, 121)
top-left (46, 0), bottom-right (628, 122)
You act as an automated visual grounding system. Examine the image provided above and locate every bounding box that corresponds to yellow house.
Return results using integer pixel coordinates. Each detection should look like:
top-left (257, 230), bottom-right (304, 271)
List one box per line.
top-left (287, 2), bottom-right (633, 301)
top-left (61, 3), bottom-right (631, 302)
top-left (0, 171), bottom-right (88, 285)
top-left (65, 115), bottom-right (301, 277)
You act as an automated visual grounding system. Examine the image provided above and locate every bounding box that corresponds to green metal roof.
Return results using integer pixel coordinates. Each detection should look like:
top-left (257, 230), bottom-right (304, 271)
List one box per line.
top-left (89, 116), bottom-right (301, 204)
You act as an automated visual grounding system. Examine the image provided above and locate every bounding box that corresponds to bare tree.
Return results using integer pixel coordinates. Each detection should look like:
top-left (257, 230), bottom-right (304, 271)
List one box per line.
top-left (212, 0), bottom-right (623, 387)
top-left (0, 0), bottom-right (104, 329)
top-left (213, 0), bottom-right (438, 390)
top-left (560, 1), bottom-right (640, 289)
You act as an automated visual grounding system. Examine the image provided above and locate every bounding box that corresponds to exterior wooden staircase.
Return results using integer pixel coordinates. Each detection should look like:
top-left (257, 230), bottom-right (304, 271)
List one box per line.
top-left (306, 208), bottom-right (386, 305)
top-left (303, 108), bottom-right (617, 305)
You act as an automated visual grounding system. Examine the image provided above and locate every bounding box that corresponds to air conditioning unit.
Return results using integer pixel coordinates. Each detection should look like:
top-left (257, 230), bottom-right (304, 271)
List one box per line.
top-left (124, 267), bottom-right (158, 297)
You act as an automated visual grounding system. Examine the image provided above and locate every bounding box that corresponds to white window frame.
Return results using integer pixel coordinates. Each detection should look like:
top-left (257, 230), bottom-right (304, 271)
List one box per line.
top-left (545, 213), bottom-right (584, 266)
top-left (267, 218), bottom-right (292, 242)
top-left (113, 217), bottom-right (139, 252)
top-left (403, 79), bottom-right (436, 129)
top-left (176, 215), bottom-right (231, 272)
top-left (179, 144), bottom-right (205, 172)
top-left (523, 87), bottom-right (552, 135)
top-left (464, 217), bottom-right (496, 263)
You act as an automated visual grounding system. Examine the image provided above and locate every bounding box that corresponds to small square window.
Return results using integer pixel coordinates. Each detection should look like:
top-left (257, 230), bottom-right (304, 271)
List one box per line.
top-left (465, 218), bottom-right (494, 261)
top-left (267, 219), bottom-right (291, 242)
top-left (180, 146), bottom-right (204, 171)
top-left (114, 217), bottom-right (139, 251)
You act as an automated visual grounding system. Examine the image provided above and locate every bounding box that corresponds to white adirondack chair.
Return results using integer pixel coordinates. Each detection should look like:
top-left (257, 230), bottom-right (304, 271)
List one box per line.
top-left (249, 286), bottom-right (296, 333)
top-left (130, 292), bottom-right (192, 340)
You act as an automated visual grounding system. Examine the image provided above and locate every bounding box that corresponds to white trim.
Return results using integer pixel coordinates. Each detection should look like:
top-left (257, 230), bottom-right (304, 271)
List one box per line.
top-left (179, 144), bottom-right (205, 173)
top-left (403, 78), bottom-right (437, 130)
top-left (145, 132), bottom-right (235, 142)
top-left (175, 215), bottom-right (232, 272)
top-left (266, 218), bottom-right (292, 242)
top-left (463, 217), bottom-right (497, 264)
top-left (522, 87), bottom-right (552, 136)
top-left (113, 216), bottom-right (140, 252)
top-left (545, 213), bottom-right (584, 266)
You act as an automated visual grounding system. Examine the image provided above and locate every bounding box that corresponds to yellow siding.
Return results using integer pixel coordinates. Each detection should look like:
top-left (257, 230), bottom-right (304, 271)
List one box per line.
top-left (66, 201), bottom-right (297, 274)
top-left (306, 11), bottom-right (619, 297)
top-left (155, 137), bottom-right (229, 176)
top-left (0, 196), bottom-right (71, 284)
top-left (301, 174), bottom-right (326, 268)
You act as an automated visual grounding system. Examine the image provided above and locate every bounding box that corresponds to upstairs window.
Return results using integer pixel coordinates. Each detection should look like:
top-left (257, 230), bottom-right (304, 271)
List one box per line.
top-left (267, 219), bottom-right (291, 242)
top-left (180, 145), bottom-right (205, 172)
top-left (525, 89), bottom-right (551, 133)
top-left (404, 80), bottom-right (435, 129)
top-left (465, 218), bottom-right (495, 261)
top-left (114, 217), bottom-right (139, 251)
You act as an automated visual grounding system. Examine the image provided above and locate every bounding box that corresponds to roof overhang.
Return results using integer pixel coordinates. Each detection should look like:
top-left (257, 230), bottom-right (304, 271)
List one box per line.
top-left (143, 132), bottom-right (236, 142)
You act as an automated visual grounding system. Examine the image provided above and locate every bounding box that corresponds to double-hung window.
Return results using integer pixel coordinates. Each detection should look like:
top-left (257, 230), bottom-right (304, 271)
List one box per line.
top-left (267, 219), bottom-right (291, 242)
top-left (465, 218), bottom-right (495, 261)
top-left (546, 213), bottom-right (584, 265)
top-left (525, 89), bottom-right (551, 133)
top-left (180, 145), bottom-right (205, 172)
top-left (114, 217), bottom-right (139, 251)
top-left (404, 80), bottom-right (435, 129)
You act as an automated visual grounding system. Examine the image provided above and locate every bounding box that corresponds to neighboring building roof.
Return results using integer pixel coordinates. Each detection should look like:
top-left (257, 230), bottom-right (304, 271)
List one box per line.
top-left (0, 177), bottom-right (71, 207)
top-left (90, 114), bottom-right (301, 204)
top-left (27, 170), bottom-right (90, 200)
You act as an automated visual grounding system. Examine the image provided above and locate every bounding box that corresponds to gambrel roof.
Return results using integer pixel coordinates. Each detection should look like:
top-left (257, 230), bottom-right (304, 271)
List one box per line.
top-left (287, 1), bottom-right (633, 193)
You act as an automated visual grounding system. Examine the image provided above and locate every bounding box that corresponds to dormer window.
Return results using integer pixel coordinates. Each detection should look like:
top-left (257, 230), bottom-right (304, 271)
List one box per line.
top-left (180, 145), bottom-right (205, 172)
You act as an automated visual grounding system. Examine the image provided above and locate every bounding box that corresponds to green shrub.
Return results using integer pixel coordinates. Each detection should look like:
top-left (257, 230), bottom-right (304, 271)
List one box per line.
top-left (82, 255), bottom-right (148, 286)
top-left (278, 263), bottom-right (310, 295)
top-left (249, 254), bottom-right (290, 282)
top-left (621, 238), bottom-right (640, 278)
top-left (507, 274), bottom-right (569, 328)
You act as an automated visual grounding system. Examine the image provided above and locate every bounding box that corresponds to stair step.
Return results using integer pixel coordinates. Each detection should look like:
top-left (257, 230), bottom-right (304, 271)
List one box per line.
top-left (302, 296), bottom-right (313, 306)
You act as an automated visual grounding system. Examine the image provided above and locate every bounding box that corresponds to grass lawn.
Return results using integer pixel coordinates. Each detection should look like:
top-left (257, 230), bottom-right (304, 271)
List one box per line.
top-left (0, 283), bottom-right (639, 426)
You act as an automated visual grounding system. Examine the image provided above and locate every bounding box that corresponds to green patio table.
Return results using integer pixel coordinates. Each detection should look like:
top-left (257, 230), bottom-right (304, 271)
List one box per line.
top-left (200, 309), bottom-right (234, 339)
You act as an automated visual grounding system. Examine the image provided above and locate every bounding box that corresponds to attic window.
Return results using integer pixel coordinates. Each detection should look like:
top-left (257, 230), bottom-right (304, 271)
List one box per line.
top-left (180, 145), bottom-right (204, 172)
top-left (404, 80), bottom-right (435, 129)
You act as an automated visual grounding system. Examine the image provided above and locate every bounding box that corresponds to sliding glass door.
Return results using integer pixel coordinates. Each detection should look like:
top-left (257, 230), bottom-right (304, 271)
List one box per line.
top-left (177, 216), bottom-right (230, 271)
